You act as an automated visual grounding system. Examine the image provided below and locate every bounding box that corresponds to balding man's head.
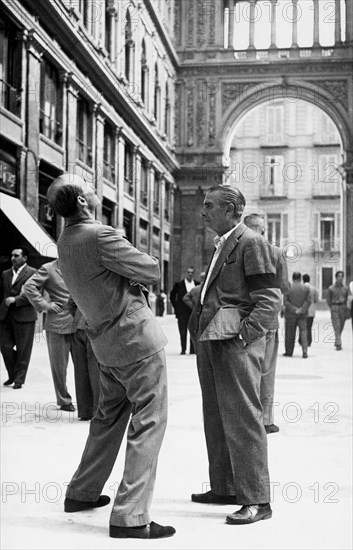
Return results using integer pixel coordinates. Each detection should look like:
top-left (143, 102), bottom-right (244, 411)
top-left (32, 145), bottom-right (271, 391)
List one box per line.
top-left (244, 213), bottom-right (266, 236)
top-left (47, 174), bottom-right (99, 218)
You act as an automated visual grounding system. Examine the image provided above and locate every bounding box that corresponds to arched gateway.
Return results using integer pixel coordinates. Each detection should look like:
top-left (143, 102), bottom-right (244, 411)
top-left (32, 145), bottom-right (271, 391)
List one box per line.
top-left (173, 0), bottom-right (353, 289)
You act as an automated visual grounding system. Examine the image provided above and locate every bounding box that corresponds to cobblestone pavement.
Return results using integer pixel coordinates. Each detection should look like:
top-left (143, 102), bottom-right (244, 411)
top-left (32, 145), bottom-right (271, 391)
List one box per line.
top-left (1, 311), bottom-right (352, 550)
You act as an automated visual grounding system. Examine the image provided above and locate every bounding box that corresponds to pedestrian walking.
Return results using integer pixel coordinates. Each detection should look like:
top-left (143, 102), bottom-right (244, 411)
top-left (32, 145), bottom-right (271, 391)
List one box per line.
top-left (327, 271), bottom-right (349, 350)
top-left (170, 267), bottom-right (199, 354)
top-left (243, 213), bottom-right (290, 435)
top-left (189, 185), bottom-right (281, 525)
top-left (283, 272), bottom-right (311, 358)
top-left (302, 273), bottom-right (319, 347)
top-left (23, 260), bottom-right (100, 419)
top-left (47, 173), bottom-right (175, 540)
top-left (0, 247), bottom-right (37, 389)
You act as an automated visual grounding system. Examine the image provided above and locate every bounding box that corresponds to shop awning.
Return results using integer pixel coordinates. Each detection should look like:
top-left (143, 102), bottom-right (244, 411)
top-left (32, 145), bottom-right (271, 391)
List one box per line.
top-left (0, 192), bottom-right (57, 258)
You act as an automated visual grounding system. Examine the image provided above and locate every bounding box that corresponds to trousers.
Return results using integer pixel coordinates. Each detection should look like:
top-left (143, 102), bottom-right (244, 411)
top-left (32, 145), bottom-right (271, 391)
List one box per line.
top-left (196, 337), bottom-right (270, 504)
top-left (65, 349), bottom-right (168, 527)
top-left (177, 316), bottom-right (194, 353)
top-left (330, 305), bottom-right (347, 347)
top-left (0, 316), bottom-right (36, 384)
top-left (260, 329), bottom-right (279, 426)
top-left (71, 329), bottom-right (100, 418)
top-left (284, 316), bottom-right (308, 355)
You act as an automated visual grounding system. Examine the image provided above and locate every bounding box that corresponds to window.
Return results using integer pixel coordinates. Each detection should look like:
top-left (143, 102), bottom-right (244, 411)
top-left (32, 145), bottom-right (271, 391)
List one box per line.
top-left (125, 11), bottom-right (132, 81)
top-left (123, 209), bottom-right (134, 244)
top-left (105, 5), bottom-right (112, 55)
top-left (154, 63), bottom-right (160, 122)
top-left (320, 213), bottom-right (335, 251)
top-left (102, 198), bottom-right (114, 226)
top-left (139, 219), bottom-right (149, 251)
top-left (266, 105), bottom-right (284, 145)
top-left (38, 161), bottom-right (60, 239)
top-left (140, 159), bottom-right (148, 206)
top-left (124, 142), bottom-right (134, 196)
top-left (321, 267), bottom-right (333, 300)
top-left (263, 155), bottom-right (284, 196)
top-left (40, 60), bottom-right (62, 144)
top-left (315, 154), bottom-right (340, 195)
top-left (103, 123), bottom-right (115, 182)
top-left (0, 17), bottom-right (22, 116)
top-left (0, 140), bottom-right (17, 195)
top-left (164, 181), bottom-right (170, 221)
top-left (266, 214), bottom-right (281, 247)
top-left (318, 113), bottom-right (339, 144)
top-left (76, 96), bottom-right (92, 166)
top-left (141, 40), bottom-right (148, 104)
top-left (153, 173), bottom-right (160, 215)
top-left (164, 81), bottom-right (170, 137)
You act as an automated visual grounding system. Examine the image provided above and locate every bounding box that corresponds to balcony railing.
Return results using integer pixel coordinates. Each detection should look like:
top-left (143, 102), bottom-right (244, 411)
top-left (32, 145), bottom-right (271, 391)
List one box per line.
top-left (260, 182), bottom-right (287, 199)
top-left (40, 110), bottom-right (62, 144)
top-left (312, 180), bottom-right (340, 197)
top-left (0, 79), bottom-right (21, 116)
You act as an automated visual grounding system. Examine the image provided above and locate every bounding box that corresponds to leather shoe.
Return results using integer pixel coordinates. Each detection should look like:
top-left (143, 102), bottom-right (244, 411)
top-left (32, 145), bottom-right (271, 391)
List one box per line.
top-left (191, 490), bottom-right (238, 504)
top-left (226, 503), bottom-right (272, 525)
top-left (60, 404), bottom-right (75, 412)
top-left (265, 424), bottom-right (279, 434)
top-left (64, 495), bottom-right (110, 512)
top-left (302, 353), bottom-right (308, 358)
top-left (13, 383), bottom-right (22, 389)
top-left (3, 379), bottom-right (14, 386)
top-left (110, 521), bottom-right (175, 539)
top-left (282, 353), bottom-right (292, 357)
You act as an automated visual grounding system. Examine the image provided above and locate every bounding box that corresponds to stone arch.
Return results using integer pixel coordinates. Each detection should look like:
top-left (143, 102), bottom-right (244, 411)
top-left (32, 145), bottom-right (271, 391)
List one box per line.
top-left (220, 82), bottom-right (352, 161)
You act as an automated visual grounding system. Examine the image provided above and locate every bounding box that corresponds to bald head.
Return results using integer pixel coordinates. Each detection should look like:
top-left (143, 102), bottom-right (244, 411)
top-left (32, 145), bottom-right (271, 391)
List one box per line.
top-left (243, 213), bottom-right (266, 236)
top-left (48, 174), bottom-right (99, 219)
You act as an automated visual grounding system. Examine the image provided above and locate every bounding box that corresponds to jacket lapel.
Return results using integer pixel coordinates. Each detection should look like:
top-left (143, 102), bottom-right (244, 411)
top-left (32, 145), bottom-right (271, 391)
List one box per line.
top-left (203, 223), bottom-right (247, 299)
top-left (12, 265), bottom-right (28, 288)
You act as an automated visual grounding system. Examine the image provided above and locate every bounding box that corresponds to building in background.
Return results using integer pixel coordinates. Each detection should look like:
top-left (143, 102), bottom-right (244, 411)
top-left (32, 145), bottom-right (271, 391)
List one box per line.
top-left (0, 0), bottom-right (177, 292)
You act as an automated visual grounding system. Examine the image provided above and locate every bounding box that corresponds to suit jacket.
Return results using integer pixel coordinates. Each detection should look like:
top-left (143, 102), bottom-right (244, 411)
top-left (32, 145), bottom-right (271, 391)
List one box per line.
top-left (188, 223), bottom-right (281, 345)
top-left (57, 220), bottom-right (167, 367)
top-left (183, 285), bottom-right (202, 311)
top-left (269, 245), bottom-right (290, 330)
top-left (284, 282), bottom-right (311, 318)
top-left (170, 279), bottom-right (199, 319)
top-left (23, 259), bottom-right (84, 334)
top-left (0, 265), bottom-right (37, 322)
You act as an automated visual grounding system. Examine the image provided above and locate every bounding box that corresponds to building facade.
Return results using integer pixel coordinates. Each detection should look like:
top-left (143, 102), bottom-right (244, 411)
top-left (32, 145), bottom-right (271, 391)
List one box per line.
top-left (0, 0), bottom-right (178, 292)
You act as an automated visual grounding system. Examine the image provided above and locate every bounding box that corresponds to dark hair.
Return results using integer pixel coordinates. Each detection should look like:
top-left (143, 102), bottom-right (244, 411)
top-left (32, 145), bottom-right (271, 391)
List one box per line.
top-left (292, 272), bottom-right (301, 281)
top-left (12, 246), bottom-right (29, 259)
top-left (208, 185), bottom-right (246, 219)
top-left (303, 273), bottom-right (310, 283)
top-left (335, 270), bottom-right (344, 278)
top-left (49, 184), bottom-right (83, 217)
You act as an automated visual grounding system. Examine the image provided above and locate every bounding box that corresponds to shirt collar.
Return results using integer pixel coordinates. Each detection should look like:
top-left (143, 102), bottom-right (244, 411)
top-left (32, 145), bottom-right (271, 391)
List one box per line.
top-left (213, 223), bottom-right (241, 249)
top-left (12, 263), bottom-right (27, 275)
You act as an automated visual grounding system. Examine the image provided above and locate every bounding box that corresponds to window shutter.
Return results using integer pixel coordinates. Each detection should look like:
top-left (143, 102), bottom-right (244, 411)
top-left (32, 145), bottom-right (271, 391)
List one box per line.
top-left (312, 213), bottom-right (319, 239)
top-left (274, 155), bottom-right (284, 195)
top-left (282, 213), bottom-right (288, 239)
top-left (335, 212), bottom-right (341, 242)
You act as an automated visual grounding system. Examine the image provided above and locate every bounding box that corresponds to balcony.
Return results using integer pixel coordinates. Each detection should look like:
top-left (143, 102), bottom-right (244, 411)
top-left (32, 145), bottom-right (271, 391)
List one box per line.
top-left (259, 182), bottom-right (288, 200)
top-left (312, 180), bottom-right (340, 198)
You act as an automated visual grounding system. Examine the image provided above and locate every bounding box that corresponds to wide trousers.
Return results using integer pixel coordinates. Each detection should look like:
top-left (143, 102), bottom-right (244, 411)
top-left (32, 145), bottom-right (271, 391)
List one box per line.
top-left (330, 305), bottom-right (347, 347)
top-left (177, 315), bottom-right (194, 354)
top-left (260, 329), bottom-right (279, 426)
top-left (196, 337), bottom-right (270, 504)
top-left (65, 349), bottom-right (168, 527)
top-left (0, 316), bottom-right (36, 384)
top-left (284, 315), bottom-right (308, 355)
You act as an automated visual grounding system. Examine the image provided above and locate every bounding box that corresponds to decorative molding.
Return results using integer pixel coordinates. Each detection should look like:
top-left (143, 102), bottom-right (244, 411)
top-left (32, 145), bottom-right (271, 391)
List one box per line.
top-left (197, 1), bottom-right (206, 48)
top-left (221, 82), bottom-right (260, 113)
top-left (196, 80), bottom-right (206, 146)
top-left (174, 80), bottom-right (182, 148)
top-left (174, 0), bottom-right (182, 47)
top-left (187, 2), bottom-right (195, 47)
top-left (307, 79), bottom-right (349, 111)
top-left (186, 84), bottom-right (195, 146)
top-left (209, 91), bottom-right (216, 146)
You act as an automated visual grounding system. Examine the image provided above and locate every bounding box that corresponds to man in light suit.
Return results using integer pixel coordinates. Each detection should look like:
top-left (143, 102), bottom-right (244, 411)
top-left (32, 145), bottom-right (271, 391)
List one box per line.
top-left (189, 185), bottom-right (281, 525)
top-left (244, 213), bottom-right (290, 434)
top-left (23, 259), bottom-right (100, 419)
top-left (47, 174), bottom-right (175, 540)
top-left (0, 247), bottom-right (37, 388)
top-left (283, 272), bottom-right (311, 358)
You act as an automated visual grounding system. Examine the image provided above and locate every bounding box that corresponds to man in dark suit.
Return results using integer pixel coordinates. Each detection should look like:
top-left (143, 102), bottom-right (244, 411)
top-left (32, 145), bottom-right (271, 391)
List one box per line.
top-left (283, 272), bottom-right (311, 358)
top-left (47, 173), bottom-right (175, 540)
top-left (188, 185), bottom-right (281, 525)
top-left (170, 267), bottom-right (199, 354)
top-left (0, 247), bottom-right (37, 388)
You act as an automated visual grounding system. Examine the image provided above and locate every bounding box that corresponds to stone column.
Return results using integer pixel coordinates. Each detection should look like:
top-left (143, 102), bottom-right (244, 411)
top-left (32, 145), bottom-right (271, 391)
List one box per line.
top-left (116, 128), bottom-right (125, 231)
top-left (270, 0), bottom-right (278, 49)
top-left (65, 74), bottom-right (79, 172)
top-left (107, 6), bottom-right (117, 62)
top-left (228, 0), bottom-right (235, 49)
top-left (148, 162), bottom-right (155, 256)
top-left (248, 0), bottom-right (257, 53)
top-left (212, 0), bottom-right (226, 47)
top-left (24, 30), bottom-right (42, 216)
top-left (134, 148), bottom-right (141, 244)
top-left (95, 108), bottom-right (105, 220)
top-left (334, 0), bottom-right (341, 45)
top-left (345, 0), bottom-right (353, 44)
top-left (313, 0), bottom-right (320, 47)
top-left (291, 0), bottom-right (299, 47)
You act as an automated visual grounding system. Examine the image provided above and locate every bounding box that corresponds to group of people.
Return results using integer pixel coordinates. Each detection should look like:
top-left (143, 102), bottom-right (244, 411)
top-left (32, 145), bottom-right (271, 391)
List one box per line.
top-left (0, 249), bottom-right (100, 420)
top-left (0, 175), bottom-right (351, 541)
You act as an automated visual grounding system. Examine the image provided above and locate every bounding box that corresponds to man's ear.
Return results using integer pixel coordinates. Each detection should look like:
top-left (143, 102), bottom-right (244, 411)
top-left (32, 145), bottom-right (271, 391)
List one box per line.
top-left (225, 203), bottom-right (235, 216)
top-left (77, 195), bottom-right (87, 207)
